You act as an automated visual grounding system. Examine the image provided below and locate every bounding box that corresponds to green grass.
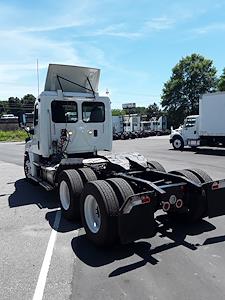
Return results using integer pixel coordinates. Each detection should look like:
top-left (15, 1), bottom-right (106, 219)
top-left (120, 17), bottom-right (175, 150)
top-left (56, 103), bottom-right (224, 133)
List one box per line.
top-left (0, 130), bottom-right (28, 142)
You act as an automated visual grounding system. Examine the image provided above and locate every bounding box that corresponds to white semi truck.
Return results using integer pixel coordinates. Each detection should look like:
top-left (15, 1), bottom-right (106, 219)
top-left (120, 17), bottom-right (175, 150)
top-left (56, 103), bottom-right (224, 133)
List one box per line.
top-left (23, 64), bottom-right (225, 247)
top-left (170, 92), bottom-right (225, 150)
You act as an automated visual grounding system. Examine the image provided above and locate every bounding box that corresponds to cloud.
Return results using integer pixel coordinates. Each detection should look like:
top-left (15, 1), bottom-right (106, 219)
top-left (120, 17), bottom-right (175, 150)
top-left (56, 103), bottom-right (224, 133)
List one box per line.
top-left (0, 82), bottom-right (38, 99)
top-left (0, 0), bottom-right (94, 32)
top-left (90, 24), bottom-right (142, 39)
top-left (193, 23), bottom-right (225, 35)
top-left (0, 30), bottom-right (84, 64)
top-left (0, 29), bottom-right (86, 98)
top-left (85, 16), bottom-right (175, 40)
top-left (144, 17), bottom-right (175, 31)
top-left (2, 22), bottom-right (89, 34)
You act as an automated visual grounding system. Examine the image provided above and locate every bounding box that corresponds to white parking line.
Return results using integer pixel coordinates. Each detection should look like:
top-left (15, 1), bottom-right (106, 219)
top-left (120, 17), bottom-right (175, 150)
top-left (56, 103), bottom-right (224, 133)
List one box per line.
top-left (32, 209), bottom-right (61, 300)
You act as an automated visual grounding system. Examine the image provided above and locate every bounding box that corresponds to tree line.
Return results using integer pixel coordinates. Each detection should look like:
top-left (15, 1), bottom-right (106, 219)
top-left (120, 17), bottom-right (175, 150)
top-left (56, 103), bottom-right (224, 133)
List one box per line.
top-left (0, 94), bottom-right (36, 116)
top-left (112, 102), bottom-right (162, 120)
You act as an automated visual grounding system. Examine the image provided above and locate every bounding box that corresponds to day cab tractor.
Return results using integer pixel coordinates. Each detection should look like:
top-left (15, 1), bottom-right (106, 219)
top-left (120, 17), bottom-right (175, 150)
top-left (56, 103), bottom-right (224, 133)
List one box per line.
top-left (23, 64), bottom-right (225, 247)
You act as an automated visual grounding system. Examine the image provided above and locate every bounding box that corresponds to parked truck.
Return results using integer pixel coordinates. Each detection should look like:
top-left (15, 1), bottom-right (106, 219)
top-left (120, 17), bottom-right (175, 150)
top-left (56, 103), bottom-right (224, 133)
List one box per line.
top-left (141, 116), bottom-right (168, 135)
top-left (23, 65), bottom-right (225, 247)
top-left (170, 92), bottom-right (225, 150)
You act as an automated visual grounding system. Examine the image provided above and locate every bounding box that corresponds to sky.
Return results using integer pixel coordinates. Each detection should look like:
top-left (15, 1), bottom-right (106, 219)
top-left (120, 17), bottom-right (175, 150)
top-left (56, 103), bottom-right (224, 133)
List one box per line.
top-left (0, 0), bottom-right (225, 108)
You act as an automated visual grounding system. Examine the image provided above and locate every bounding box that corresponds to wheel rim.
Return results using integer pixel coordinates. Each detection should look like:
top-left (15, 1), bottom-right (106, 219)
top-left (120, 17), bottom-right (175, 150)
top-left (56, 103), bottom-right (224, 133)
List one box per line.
top-left (174, 139), bottom-right (181, 149)
top-left (59, 180), bottom-right (70, 210)
top-left (84, 195), bottom-right (101, 233)
top-left (25, 158), bottom-right (31, 177)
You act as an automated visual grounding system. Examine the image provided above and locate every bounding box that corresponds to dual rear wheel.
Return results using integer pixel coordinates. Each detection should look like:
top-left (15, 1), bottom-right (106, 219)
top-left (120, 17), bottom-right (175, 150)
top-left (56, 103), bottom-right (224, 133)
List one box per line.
top-left (58, 168), bottom-right (97, 220)
top-left (58, 169), bottom-right (134, 246)
top-left (58, 163), bottom-right (212, 246)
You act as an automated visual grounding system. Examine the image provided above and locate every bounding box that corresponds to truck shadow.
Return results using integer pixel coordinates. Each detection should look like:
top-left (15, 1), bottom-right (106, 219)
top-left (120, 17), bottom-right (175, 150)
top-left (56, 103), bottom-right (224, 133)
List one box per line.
top-left (8, 178), bottom-right (59, 209)
top-left (45, 210), bottom-right (82, 233)
top-left (194, 148), bottom-right (225, 156)
top-left (71, 215), bottom-right (220, 277)
top-left (8, 179), bottom-right (81, 233)
top-left (169, 147), bottom-right (225, 156)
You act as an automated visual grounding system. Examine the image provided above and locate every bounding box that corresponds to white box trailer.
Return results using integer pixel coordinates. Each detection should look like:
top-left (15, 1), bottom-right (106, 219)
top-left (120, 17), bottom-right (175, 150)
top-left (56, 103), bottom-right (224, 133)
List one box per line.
top-left (170, 92), bottom-right (225, 150)
top-left (199, 92), bottom-right (225, 137)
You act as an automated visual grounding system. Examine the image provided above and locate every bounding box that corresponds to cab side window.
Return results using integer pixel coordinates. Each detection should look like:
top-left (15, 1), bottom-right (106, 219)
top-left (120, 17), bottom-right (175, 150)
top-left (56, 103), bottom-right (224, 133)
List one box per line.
top-left (34, 104), bottom-right (38, 126)
top-left (185, 118), bottom-right (196, 128)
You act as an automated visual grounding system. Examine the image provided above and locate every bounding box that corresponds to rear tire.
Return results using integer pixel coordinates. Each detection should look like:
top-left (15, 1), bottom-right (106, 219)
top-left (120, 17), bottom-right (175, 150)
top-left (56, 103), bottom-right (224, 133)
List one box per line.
top-left (186, 168), bottom-right (212, 183)
top-left (78, 167), bottom-right (97, 183)
top-left (147, 160), bottom-right (166, 172)
top-left (107, 178), bottom-right (134, 206)
top-left (80, 180), bottom-right (120, 246)
top-left (58, 169), bottom-right (84, 221)
top-left (170, 169), bottom-right (201, 184)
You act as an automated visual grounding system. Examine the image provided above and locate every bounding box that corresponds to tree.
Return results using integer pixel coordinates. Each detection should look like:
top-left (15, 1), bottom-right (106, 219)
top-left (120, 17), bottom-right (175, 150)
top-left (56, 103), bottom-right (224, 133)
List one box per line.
top-left (8, 97), bottom-right (21, 116)
top-left (218, 68), bottom-right (225, 91)
top-left (133, 106), bottom-right (147, 115)
top-left (0, 102), bottom-right (4, 115)
top-left (146, 102), bottom-right (161, 119)
top-left (161, 53), bottom-right (217, 128)
top-left (112, 109), bottom-right (124, 116)
top-left (0, 101), bottom-right (8, 115)
top-left (21, 94), bottom-right (36, 113)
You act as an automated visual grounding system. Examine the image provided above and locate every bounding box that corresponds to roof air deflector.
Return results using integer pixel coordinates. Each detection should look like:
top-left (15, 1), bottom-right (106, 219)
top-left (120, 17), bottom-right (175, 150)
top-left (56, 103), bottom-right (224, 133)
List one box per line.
top-left (44, 64), bottom-right (100, 93)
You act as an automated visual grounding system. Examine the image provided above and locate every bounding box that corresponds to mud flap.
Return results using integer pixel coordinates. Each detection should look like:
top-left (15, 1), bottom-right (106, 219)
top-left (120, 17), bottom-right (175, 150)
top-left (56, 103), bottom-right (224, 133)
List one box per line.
top-left (118, 197), bottom-right (157, 244)
top-left (205, 180), bottom-right (225, 218)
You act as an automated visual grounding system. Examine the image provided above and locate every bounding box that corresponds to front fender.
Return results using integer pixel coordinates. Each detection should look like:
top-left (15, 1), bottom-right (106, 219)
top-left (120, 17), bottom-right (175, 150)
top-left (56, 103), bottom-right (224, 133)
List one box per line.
top-left (170, 131), bottom-right (182, 142)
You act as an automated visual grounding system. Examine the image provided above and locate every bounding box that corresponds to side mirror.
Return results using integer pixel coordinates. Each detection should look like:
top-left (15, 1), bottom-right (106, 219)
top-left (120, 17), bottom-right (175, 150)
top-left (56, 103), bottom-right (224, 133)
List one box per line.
top-left (25, 137), bottom-right (31, 143)
top-left (29, 128), bottom-right (34, 135)
top-left (18, 113), bottom-right (27, 127)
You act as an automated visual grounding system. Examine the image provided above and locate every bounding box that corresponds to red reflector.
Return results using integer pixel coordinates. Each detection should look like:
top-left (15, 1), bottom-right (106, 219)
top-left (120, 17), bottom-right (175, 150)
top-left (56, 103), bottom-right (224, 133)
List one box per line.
top-left (212, 182), bottom-right (219, 190)
top-left (141, 195), bottom-right (151, 204)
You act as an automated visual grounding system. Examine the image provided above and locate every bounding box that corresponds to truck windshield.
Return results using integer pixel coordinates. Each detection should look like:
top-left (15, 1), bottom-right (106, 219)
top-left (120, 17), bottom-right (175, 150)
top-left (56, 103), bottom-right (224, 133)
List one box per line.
top-left (82, 102), bottom-right (105, 123)
top-left (51, 101), bottom-right (78, 123)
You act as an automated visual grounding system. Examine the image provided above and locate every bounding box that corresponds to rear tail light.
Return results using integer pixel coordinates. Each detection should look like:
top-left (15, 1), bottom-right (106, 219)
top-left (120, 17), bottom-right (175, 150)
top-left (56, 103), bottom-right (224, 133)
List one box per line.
top-left (141, 195), bottom-right (151, 204)
top-left (122, 194), bottom-right (152, 214)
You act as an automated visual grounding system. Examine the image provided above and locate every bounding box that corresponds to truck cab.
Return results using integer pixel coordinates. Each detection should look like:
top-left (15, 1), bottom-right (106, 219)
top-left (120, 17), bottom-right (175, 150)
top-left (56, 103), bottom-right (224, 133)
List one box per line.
top-left (170, 115), bottom-right (200, 150)
top-left (25, 64), bottom-right (112, 178)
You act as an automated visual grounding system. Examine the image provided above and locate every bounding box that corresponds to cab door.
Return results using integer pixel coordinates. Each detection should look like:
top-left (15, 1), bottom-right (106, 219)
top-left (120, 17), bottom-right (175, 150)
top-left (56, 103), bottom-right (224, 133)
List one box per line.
top-left (183, 117), bottom-right (199, 140)
top-left (30, 103), bottom-right (40, 154)
top-left (50, 98), bottom-right (112, 154)
top-left (74, 101), bottom-right (106, 152)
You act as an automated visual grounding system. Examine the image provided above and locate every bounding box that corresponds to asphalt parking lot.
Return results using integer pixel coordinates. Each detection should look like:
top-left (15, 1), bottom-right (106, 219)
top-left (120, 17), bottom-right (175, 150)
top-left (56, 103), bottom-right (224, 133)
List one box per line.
top-left (1, 136), bottom-right (225, 300)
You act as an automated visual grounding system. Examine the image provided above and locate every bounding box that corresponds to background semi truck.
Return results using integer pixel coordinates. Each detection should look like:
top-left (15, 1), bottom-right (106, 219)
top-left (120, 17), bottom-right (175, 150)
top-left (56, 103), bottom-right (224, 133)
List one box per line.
top-left (22, 64), bottom-right (225, 247)
top-left (170, 92), bottom-right (225, 150)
